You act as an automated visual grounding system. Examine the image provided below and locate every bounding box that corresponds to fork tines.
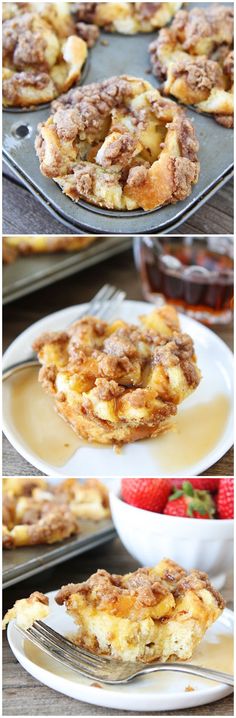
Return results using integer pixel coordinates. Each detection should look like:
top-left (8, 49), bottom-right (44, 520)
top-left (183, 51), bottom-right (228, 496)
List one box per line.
top-left (81, 284), bottom-right (126, 320)
top-left (18, 620), bottom-right (112, 681)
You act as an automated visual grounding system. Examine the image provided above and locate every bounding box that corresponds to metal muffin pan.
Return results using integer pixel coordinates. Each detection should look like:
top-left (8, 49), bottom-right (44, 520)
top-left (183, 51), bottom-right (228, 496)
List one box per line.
top-left (3, 517), bottom-right (116, 588)
top-left (3, 5), bottom-right (233, 234)
top-left (4, 56), bottom-right (91, 116)
top-left (3, 237), bottom-right (132, 304)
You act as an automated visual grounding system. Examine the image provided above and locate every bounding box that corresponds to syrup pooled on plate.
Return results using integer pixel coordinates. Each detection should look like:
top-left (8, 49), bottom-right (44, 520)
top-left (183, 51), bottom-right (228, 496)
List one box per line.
top-left (151, 395), bottom-right (230, 472)
top-left (9, 367), bottom-right (82, 466)
top-left (4, 368), bottom-right (230, 474)
top-left (192, 633), bottom-right (233, 675)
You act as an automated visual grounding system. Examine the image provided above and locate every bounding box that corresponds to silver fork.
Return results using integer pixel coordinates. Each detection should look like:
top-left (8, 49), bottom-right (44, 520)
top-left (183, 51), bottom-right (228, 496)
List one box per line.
top-left (16, 621), bottom-right (234, 686)
top-left (2, 284), bottom-right (126, 380)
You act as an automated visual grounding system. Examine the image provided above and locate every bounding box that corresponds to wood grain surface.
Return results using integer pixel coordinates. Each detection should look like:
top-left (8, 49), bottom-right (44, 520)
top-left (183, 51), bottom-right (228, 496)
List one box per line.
top-left (2, 536), bottom-right (234, 716)
top-left (2, 166), bottom-right (234, 236)
top-left (2, 247), bottom-right (233, 477)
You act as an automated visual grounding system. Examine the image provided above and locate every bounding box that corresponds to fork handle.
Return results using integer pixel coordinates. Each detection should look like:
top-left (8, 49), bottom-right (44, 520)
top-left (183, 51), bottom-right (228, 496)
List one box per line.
top-left (137, 663), bottom-right (234, 686)
top-left (2, 285), bottom-right (125, 380)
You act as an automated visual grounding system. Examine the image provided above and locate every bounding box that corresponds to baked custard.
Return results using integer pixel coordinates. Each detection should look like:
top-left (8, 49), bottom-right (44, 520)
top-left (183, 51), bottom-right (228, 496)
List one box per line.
top-left (35, 75), bottom-right (200, 211)
top-left (2, 2), bottom-right (87, 107)
top-left (3, 236), bottom-right (96, 263)
top-left (3, 477), bottom-right (110, 548)
top-left (3, 559), bottom-right (225, 663)
top-left (149, 4), bottom-right (234, 127)
top-left (32, 305), bottom-right (201, 445)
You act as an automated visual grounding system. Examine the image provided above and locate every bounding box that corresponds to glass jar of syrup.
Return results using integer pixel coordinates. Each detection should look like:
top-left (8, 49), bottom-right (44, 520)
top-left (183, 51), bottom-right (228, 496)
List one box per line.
top-left (134, 236), bottom-right (234, 325)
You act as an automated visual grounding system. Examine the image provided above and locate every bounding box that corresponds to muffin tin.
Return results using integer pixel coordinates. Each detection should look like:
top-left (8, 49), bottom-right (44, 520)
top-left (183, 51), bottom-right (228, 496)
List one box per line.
top-left (3, 517), bottom-right (116, 588)
top-left (3, 4), bottom-right (233, 235)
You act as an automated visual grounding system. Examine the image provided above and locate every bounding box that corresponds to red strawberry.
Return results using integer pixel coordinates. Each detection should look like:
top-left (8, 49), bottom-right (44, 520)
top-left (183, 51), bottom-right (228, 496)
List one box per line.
top-left (217, 478), bottom-right (234, 519)
top-left (163, 481), bottom-right (216, 519)
top-left (169, 479), bottom-right (219, 493)
top-left (121, 479), bottom-right (171, 513)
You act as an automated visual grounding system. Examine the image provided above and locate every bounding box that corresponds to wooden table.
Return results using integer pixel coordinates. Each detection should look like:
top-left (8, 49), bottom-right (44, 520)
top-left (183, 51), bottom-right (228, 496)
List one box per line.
top-left (3, 246), bottom-right (233, 476)
top-left (3, 166), bottom-right (234, 236)
top-left (2, 536), bottom-right (233, 716)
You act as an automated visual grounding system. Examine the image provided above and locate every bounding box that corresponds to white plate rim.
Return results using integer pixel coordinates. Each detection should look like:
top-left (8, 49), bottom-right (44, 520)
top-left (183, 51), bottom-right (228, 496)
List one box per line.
top-left (7, 596), bottom-right (234, 712)
top-left (2, 300), bottom-right (234, 478)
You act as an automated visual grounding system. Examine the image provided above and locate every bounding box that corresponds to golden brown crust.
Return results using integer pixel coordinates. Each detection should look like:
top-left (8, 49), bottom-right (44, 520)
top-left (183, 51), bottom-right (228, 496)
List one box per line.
top-left (149, 5), bottom-right (234, 125)
top-left (3, 3), bottom-right (75, 36)
top-left (52, 478), bottom-right (111, 521)
top-left (33, 331), bottom-right (68, 354)
top-left (35, 74), bottom-right (199, 211)
top-left (215, 113), bottom-right (234, 128)
top-left (55, 561), bottom-right (225, 612)
top-left (169, 56), bottom-right (224, 97)
top-left (2, 7), bottom-right (87, 107)
top-left (223, 50), bottom-right (234, 82)
top-left (32, 306), bottom-right (201, 445)
top-left (3, 500), bottom-right (80, 549)
top-left (55, 567), bottom-right (169, 608)
top-left (27, 591), bottom-right (49, 606)
top-left (75, 21), bottom-right (99, 48)
top-left (173, 569), bottom-right (225, 610)
top-left (169, 5), bottom-right (233, 53)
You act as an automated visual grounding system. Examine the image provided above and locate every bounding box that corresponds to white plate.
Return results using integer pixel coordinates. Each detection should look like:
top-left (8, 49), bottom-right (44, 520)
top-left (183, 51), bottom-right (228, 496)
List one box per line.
top-left (2, 300), bottom-right (234, 477)
top-left (7, 593), bottom-right (233, 712)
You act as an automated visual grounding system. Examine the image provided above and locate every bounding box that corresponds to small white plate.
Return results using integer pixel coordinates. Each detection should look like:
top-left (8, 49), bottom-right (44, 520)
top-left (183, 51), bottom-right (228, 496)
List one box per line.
top-left (7, 593), bottom-right (233, 712)
top-left (2, 300), bottom-right (234, 477)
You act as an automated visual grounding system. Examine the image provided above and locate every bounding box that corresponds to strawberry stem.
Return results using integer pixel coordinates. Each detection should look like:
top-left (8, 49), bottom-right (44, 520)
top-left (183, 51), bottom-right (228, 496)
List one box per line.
top-left (169, 482), bottom-right (216, 517)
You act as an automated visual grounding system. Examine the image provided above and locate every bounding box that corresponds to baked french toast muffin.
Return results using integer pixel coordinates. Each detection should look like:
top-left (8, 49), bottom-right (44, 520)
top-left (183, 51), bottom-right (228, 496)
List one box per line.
top-left (3, 477), bottom-right (110, 548)
top-left (32, 305), bottom-right (201, 445)
top-left (3, 591), bottom-right (50, 630)
top-left (74, 2), bottom-right (182, 34)
top-left (2, 2), bottom-right (87, 107)
top-left (55, 559), bottom-right (225, 662)
top-left (35, 75), bottom-right (200, 211)
top-left (149, 4), bottom-right (234, 127)
top-left (3, 559), bottom-right (225, 663)
top-left (3, 236), bottom-right (96, 263)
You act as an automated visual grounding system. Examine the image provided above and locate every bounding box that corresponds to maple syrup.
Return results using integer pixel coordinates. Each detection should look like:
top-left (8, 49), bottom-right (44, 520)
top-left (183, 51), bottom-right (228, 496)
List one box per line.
top-left (8, 367), bottom-right (82, 466)
top-left (151, 395), bottom-right (230, 472)
top-left (135, 237), bottom-right (233, 325)
top-left (4, 370), bottom-right (230, 473)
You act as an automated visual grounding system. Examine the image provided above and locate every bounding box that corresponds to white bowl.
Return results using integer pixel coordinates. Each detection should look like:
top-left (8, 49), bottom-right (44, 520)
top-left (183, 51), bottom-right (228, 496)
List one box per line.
top-left (110, 489), bottom-right (233, 589)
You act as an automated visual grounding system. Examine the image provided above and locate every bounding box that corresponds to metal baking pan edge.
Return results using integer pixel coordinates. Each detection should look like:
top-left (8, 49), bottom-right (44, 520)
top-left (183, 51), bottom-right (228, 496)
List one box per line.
top-left (3, 237), bottom-right (132, 304)
top-left (3, 523), bottom-right (116, 588)
top-left (3, 153), bottom-right (233, 236)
